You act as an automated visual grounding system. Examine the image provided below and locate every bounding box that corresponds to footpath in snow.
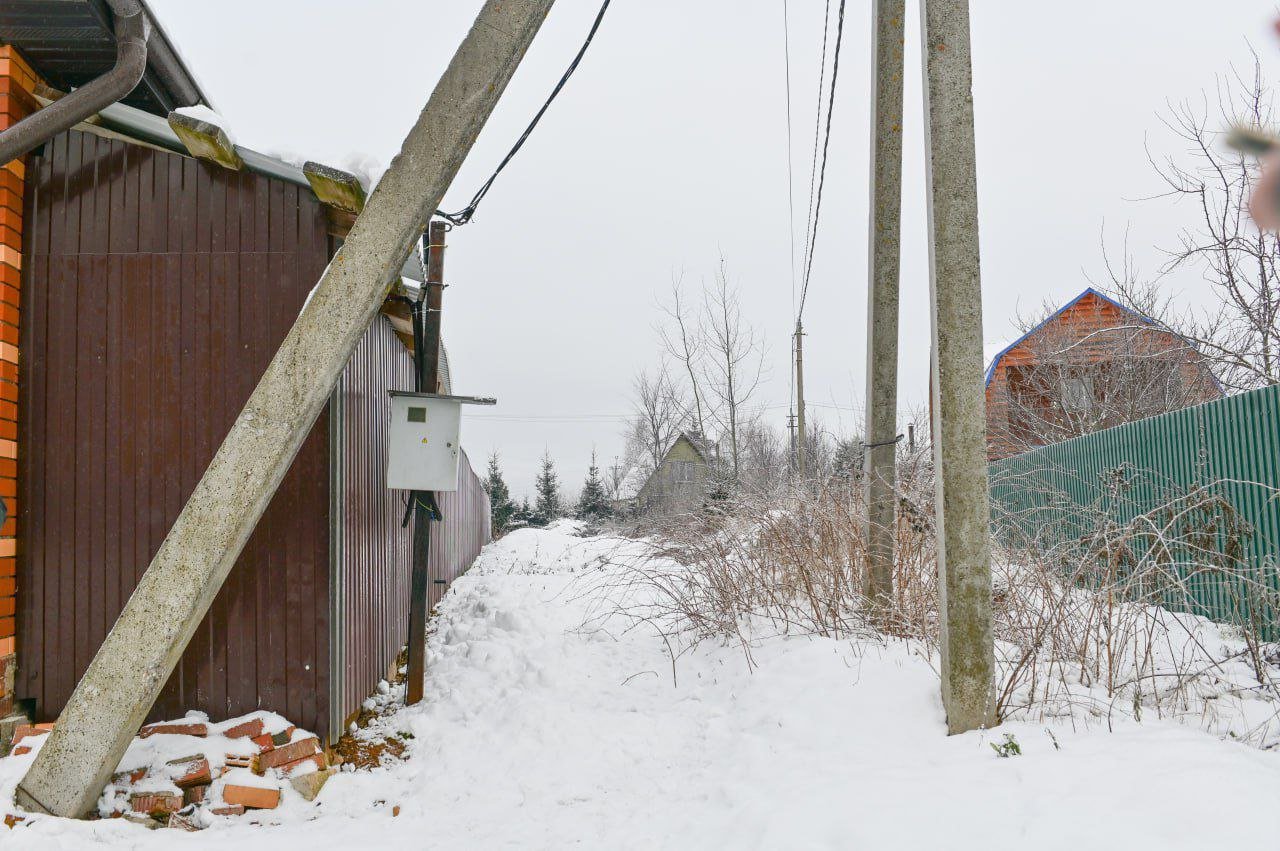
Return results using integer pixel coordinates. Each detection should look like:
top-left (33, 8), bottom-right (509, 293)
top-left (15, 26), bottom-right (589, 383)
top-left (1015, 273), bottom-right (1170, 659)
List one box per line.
top-left (5, 523), bottom-right (1280, 849)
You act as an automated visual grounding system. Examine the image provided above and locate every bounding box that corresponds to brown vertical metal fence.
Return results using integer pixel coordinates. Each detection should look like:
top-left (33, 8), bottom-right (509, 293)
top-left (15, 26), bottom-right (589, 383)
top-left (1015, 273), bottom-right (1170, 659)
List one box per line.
top-left (20, 127), bottom-right (494, 743)
top-left (332, 314), bottom-right (491, 735)
top-left (18, 129), bottom-right (333, 732)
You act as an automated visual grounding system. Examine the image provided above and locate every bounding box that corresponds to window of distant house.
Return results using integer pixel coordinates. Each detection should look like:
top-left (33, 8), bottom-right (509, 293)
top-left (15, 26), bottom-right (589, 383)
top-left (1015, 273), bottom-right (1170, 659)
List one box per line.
top-left (672, 461), bottom-right (695, 483)
top-left (1061, 375), bottom-right (1093, 413)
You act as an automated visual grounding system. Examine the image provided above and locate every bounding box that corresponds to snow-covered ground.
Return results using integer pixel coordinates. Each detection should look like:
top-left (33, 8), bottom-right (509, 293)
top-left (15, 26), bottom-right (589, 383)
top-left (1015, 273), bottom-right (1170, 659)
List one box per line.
top-left (6, 524), bottom-right (1280, 849)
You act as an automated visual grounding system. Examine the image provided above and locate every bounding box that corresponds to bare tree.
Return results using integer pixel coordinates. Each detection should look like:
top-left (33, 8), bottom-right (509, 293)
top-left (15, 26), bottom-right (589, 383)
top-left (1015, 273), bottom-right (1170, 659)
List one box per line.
top-left (657, 272), bottom-right (707, 436)
top-left (627, 363), bottom-right (688, 474)
top-left (700, 258), bottom-right (765, 480)
top-left (1108, 59), bottom-right (1280, 394)
top-left (605, 456), bottom-right (628, 501)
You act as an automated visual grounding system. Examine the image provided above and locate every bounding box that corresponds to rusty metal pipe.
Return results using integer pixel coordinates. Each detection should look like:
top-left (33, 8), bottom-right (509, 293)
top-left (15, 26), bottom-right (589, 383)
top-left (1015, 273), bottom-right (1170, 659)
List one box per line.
top-left (0, 8), bottom-right (150, 166)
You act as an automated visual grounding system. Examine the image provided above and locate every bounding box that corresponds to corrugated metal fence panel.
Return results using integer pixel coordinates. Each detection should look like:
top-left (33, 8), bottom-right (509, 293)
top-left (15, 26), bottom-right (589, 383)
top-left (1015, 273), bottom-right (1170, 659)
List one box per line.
top-left (333, 314), bottom-right (493, 732)
top-left (428, 448), bottom-right (492, 611)
top-left (18, 129), bottom-right (333, 735)
top-left (989, 382), bottom-right (1280, 636)
top-left (336, 315), bottom-right (413, 732)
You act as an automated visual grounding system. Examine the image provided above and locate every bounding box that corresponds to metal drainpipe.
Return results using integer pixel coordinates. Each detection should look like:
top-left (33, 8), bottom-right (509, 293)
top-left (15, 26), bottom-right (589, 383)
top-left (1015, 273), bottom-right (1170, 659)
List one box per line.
top-left (0, 2), bottom-right (151, 165)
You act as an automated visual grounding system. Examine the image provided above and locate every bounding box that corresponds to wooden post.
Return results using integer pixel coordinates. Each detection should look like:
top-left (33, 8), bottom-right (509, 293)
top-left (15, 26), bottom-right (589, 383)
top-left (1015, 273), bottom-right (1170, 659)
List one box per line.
top-left (406, 221), bottom-right (446, 705)
top-left (794, 320), bottom-right (807, 480)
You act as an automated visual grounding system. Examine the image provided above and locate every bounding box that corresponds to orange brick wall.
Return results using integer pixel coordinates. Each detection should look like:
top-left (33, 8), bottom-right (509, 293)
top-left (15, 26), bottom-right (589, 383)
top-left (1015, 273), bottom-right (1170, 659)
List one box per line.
top-left (0, 45), bottom-right (36, 717)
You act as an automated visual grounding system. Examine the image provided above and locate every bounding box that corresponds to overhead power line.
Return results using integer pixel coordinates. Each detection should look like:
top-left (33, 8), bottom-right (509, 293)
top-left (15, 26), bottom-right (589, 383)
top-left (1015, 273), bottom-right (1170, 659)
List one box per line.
top-left (796, 0), bottom-right (848, 321)
top-left (782, 0), bottom-right (798, 317)
top-left (799, 0), bottom-right (833, 288)
top-left (435, 0), bottom-right (612, 227)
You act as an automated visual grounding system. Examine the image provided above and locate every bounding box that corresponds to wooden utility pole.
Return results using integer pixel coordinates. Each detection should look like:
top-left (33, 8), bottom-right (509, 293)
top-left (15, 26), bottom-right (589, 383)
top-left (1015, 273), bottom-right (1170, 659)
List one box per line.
top-left (16, 0), bottom-right (556, 817)
top-left (406, 220), bottom-right (447, 705)
top-left (794, 320), bottom-right (807, 480)
top-left (864, 0), bottom-right (906, 608)
top-left (920, 0), bottom-right (995, 734)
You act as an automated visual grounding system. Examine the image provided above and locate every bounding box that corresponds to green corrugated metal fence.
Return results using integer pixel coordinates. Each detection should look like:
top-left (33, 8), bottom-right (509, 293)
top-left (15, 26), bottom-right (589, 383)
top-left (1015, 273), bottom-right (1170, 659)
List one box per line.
top-left (988, 383), bottom-right (1280, 637)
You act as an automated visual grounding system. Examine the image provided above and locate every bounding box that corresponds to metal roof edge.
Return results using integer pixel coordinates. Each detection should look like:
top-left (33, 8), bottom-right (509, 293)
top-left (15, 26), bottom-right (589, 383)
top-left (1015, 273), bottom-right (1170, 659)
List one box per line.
top-left (95, 100), bottom-right (310, 189)
top-left (138, 0), bottom-right (215, 111)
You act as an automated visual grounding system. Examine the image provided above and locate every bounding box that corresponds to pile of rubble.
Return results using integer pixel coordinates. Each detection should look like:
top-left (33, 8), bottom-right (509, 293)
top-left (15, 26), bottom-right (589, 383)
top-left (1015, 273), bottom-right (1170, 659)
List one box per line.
top-left (8, 711), bottom-right (337, 831)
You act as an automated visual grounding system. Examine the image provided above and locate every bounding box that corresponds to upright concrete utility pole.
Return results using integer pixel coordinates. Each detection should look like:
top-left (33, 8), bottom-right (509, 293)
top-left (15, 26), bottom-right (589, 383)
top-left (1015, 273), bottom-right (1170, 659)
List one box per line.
top-left (919, 0), bottom-right (995, 734)
top-left (863, 0), bottom-right (906, 607)
top-left (17, 0), bottom-right (556, 817)
top-left (794, 320), bottom-right (807, 481)
top-left (406, 220), bottom-right (447, 706)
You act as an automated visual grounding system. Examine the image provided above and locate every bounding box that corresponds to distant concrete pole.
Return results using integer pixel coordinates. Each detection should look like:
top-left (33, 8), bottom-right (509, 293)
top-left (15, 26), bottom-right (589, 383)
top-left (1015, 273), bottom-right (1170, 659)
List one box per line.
top-left (16, 0), bottom-right (556, 817)
top-left (794, 320), bottom-right (807, 481)
top-left (863, 0), bottom-right (905, 607)
top-left (919, 0), bottom-right (995, 734)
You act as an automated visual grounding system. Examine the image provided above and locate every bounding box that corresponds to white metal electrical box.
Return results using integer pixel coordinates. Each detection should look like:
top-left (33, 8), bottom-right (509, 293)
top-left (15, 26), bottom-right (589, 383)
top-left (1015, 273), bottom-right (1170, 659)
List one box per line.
top-left (386, 391), bottom-right (495, 491)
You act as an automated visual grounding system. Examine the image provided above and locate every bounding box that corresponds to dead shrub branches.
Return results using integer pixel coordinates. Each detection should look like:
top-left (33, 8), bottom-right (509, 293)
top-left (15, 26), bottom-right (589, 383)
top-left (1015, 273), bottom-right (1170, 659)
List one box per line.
top-left (589, 457), bottom-right (1280, 745)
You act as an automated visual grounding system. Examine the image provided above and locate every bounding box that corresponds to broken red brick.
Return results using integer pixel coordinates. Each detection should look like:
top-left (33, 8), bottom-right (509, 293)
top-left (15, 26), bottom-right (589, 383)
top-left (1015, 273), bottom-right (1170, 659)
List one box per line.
top-left (140, 722), bottom-right (207, 738)
top-left (4, 814), bottom-right (24, 828)
top-left (256, 737), bottom-right (320, 772)
top-left (210, 804), bottom-right (245, 817)
top-left (182, 784), bottom-right (209, 806)
top-left (129, 792), bottom-right (183, 816)
top-left (224, 753), bottom-right (254, 769)
top-left (250, 733), bottom-right (276, 751)
top-left (165, 754), bottom-right (210, 788)
top-left (277, 752), bottom-right (327, 776)
top-left (271, 727), bottom-right (296, 747)
top-left (221, 717), bottom-right (265, 740)
top-left (10, 722), bottom-right (53, 745)
top-left (10, 745), bottom-right (29, 756)
top-left (112, 766), bottom-right (148, 785)
top-left (222, 783), bottom-right (281, 810)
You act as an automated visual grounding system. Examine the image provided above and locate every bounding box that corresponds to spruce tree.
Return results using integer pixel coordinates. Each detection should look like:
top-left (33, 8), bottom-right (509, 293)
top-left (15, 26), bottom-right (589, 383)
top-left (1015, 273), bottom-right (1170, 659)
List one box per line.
top-left (512, 497), bottom-right (532, 529)
top-left (575, 450), bottom-right (612, 522)
top-left (532, 450), bottom-right (561, 526)
top-left (484, 451), bottom-right (517, 536)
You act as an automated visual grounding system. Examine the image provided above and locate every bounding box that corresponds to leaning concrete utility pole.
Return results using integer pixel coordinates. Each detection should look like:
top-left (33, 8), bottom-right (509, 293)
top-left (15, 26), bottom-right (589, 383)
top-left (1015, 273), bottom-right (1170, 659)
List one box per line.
top-left (794, 320), bottom-right (807, 481)
top-left (863, 0), bottom-right (906, 607)
top-left (17, 0), bottom-right (556, 817)
top-left (406, 220), bottom-right (448, 706)
top-left (919, 0), bottom-right (995, 734)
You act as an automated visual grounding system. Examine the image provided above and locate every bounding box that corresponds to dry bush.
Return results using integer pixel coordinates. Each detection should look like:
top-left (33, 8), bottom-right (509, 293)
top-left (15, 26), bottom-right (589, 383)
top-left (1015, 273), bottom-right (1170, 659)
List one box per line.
top-left (989, 472), bottom-right (1280, 741)
top-left (590, 455), bottom-right (1280, 744)
top-left (583, 460), bottom-right (938, 670)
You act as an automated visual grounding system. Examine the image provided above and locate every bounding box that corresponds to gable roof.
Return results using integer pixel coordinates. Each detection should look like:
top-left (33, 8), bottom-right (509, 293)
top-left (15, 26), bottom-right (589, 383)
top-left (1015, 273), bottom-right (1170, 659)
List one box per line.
top-left (983, 287), bottom-right (1161, 387)
top-left (679, 431), bottom-right (715, 462)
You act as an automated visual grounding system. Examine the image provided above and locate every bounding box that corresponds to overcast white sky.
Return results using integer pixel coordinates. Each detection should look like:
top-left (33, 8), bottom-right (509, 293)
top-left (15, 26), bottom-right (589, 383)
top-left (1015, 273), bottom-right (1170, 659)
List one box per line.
top-left (151, 1), bottom-right (1277, 499)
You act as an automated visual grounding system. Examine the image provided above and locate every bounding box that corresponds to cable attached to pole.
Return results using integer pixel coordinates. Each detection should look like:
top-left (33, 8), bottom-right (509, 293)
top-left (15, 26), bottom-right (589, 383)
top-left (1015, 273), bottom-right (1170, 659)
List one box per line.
top-left (797, 0), bottom-right (847, 322)
top-left (435, 0), bottom-right (612, 227)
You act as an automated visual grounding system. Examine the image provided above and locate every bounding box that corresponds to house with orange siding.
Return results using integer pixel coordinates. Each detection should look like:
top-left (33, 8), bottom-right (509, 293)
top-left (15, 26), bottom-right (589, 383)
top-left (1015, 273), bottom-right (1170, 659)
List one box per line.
top-left (983, 288), bottom-right (1222, 461)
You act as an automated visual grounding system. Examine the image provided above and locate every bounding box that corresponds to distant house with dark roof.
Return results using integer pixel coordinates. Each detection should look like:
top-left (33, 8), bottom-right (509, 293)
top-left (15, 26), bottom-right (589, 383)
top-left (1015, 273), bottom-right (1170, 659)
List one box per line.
top-left (983, 288), bottom-right (1222, 461)
top-left (620, 432), bottom-right (717, 515)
